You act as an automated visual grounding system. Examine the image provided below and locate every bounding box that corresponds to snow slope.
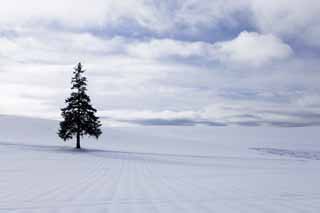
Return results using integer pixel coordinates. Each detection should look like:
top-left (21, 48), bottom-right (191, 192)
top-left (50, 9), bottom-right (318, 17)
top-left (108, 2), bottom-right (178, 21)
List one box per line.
top-left (0, 115), bottom-right (320, 212)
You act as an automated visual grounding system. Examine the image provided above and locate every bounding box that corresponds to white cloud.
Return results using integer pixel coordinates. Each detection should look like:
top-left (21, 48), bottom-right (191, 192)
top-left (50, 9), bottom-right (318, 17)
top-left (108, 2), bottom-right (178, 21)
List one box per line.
top-left (0, 0), bottom-right (173, 32)
top-left (127, 39), bottom-right (208, 59)
top-left (174, 0), bottom-right (248, 32)
top-left (126, 32), bottom-right (292, 66)
top-left (0, 0), bottom-right (107, 28)
top-left (98, 95), bottom-right (320, 127)
top-left (0, 0), bottom-right (244, 33)
top-left (0, 0), bottom-right (319, 127)
top-left (250, 0), bottom-right (320, 47)
top-left (0, 31), bottom-right (127, 65)
top-left (0, 0), bottom-right (318, 49)
top-left (213, 31), bottom-right (293, 66)
top-left (100, 109), bottom-right (198, 120)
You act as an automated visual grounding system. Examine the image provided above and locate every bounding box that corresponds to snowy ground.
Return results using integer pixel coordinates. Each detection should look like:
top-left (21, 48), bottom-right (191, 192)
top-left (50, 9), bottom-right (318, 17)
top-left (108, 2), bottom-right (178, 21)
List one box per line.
top-left (0, 115), bottom-right (320, 212)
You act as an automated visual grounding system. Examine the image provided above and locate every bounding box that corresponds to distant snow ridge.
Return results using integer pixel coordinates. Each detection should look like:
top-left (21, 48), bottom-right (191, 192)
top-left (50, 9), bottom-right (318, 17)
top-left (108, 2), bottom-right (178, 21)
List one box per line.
top-left (251, 148), bottom-right (320, 160)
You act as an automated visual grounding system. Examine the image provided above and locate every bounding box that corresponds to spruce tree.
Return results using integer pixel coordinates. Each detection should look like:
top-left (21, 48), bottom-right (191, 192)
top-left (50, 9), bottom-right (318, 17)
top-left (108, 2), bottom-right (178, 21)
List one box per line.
top-left (58, 62), bottom-right (102, 149)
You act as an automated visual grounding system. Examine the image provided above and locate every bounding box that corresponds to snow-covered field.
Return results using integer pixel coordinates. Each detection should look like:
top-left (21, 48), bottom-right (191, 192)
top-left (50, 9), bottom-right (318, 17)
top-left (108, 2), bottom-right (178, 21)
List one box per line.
top-left (0, 115), bottom-right (319, 213)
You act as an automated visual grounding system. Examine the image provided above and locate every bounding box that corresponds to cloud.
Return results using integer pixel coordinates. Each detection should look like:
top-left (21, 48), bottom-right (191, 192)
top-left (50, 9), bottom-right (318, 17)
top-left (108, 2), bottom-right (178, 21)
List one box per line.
top-left (127, 31), bottom-right (293, 66)
top-left (0, 0), bottom-right (194, 34)
top-left (0, 30), bottom-right (292, 69)
top-left (122, 118), bottom-right (227, 126)
top-left (127, 39), bottom-right (208, 59)
top-left (0, 29), bottom-right (317, 126)
top-left (0, 0), bottom-right (319, 128)
top-left (104, 111), bottom-right (320, 127)
top-left (173, 0), bottom-right (249, 33)
top-left (213, 31), bottom-right (293, 66)
top-left (126, 31), bottom-right (293, 67)
top-left (0, 0), bottom-right (318, 49)
top-left (98, 99), bottom-right (320, 127)
top-left (0, 31), bottom-right (127, 65)
top-left (250, 0), bottom-right (320, 47)
top-left (0, 0), bottom-right (248, 34)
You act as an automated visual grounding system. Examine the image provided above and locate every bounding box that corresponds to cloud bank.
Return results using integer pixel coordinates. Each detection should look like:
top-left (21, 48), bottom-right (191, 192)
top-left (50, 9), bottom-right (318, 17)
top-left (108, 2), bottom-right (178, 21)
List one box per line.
top-left (0, 0), bottom-right (319, 127)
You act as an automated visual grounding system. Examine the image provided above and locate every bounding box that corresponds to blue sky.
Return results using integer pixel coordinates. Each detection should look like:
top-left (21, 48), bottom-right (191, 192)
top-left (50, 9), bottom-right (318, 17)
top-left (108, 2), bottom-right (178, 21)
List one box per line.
top-left (0, 0), bottom-right (320, 127)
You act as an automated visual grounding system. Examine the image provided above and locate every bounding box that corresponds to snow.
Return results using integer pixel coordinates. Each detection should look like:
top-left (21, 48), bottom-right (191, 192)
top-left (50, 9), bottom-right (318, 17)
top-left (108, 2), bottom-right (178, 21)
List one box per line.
top-left (0, 115), bottom-right (320, 212)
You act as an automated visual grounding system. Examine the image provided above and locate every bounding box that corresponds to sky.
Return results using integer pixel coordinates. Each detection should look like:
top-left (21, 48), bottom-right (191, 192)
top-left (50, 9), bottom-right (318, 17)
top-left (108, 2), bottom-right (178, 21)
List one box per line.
top-left (0, 0), bottom-right (320, 127)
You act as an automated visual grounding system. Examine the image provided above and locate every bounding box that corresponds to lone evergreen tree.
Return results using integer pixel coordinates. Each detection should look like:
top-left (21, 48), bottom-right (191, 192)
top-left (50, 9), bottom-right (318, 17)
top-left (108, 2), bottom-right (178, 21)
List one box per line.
top-left (58, 62), bottom-right (102, 149)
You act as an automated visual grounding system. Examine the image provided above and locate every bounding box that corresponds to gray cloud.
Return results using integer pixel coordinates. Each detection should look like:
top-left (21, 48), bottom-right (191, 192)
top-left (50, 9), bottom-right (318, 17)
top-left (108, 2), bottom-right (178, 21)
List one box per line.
top-left (0, 1), bottom-right (319, 127)
top-left (99, 107), bottom-right (320, 127)
top-left (111, 118), bottom-right (320, 128)
top-left (122, 118), bottom-right (227, 127)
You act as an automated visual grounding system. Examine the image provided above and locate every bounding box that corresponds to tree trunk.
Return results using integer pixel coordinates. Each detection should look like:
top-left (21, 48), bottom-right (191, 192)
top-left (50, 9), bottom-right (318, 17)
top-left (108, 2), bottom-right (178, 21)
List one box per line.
top-left (76, 131), bottom-right (81, 149)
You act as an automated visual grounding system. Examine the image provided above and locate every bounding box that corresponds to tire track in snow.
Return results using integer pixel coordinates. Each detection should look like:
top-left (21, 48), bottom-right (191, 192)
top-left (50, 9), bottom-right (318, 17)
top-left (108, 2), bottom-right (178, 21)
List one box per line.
top-left (0, 152), bottom-right (106, 210)
top-left (142, 156), bottom-right (202, 213)
top-left (133, 156), bottom-right (161, 213)
top-left (106, 155), bottom-right (126, 213)
top-left (28, 154), bottom-right (105, 203)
